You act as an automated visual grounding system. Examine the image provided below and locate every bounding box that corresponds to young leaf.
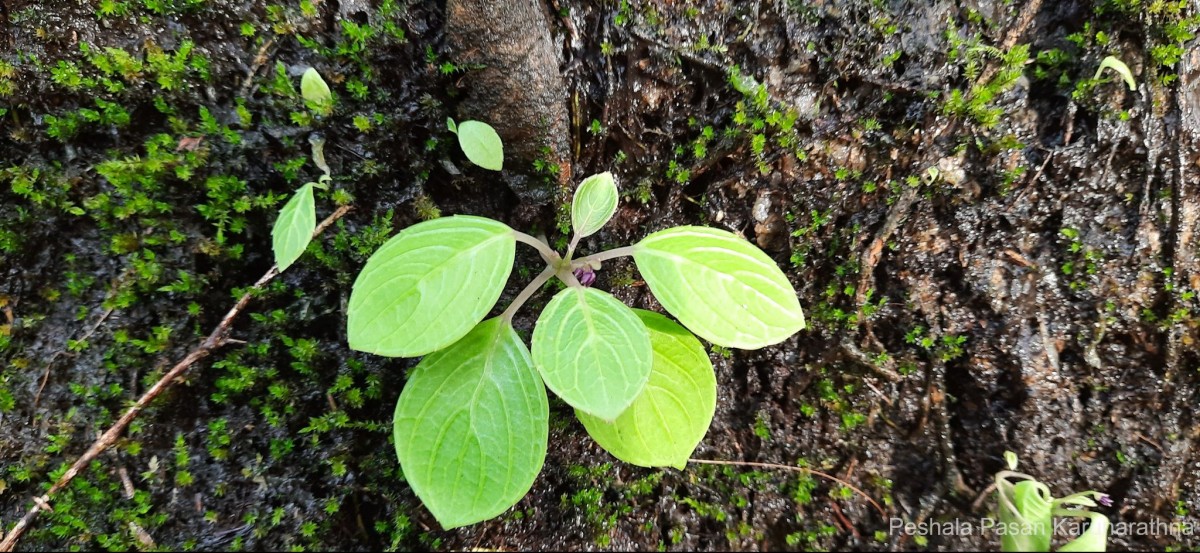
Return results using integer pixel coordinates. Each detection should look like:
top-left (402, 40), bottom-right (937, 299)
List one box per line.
top-left (532, 287), bottom-right (652, 421)
top-left (300, 67), bottom-right (333, 114)
top-left (393, 318), bottom-right (549, 529)
top-left (998, 480), bottom-right (1053, 553)
top-left (446, 117), bottom-right (458, 134)
top-left (1094, 55), bottom-right (1136, 91)
top-left (633, 226), bottom-right (805, 349)
top-left (348, 216), bottom-right (515, 357)
top-left (271, 182), bottom-right (316, 272)
top-left (577, 310), bottom-right (716, 469)
top-left (571, 172), bottom-right (618, 239)
top-left (455, 120), bottom-right (504, 171)
top-left (1056, 511), bottom-right (1110, 552)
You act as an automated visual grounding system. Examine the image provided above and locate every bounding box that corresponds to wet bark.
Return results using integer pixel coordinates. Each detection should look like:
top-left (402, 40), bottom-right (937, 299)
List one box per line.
top-left (444, 0), bottom-right (572, 209)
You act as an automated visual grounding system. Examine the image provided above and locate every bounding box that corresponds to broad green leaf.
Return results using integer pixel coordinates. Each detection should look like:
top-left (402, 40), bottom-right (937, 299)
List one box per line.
top-left (999, 480), bottom-right (1053, 552)
top-left (348, 216), bottom-right (515, 357)
top-left (577, 310), bottom-right (715, 469)
top-left (456, 120), bottom-right (504, 171)
top-left (300, 67), bottom-right (333, 114)
top-left (393, 318), bottom-right (549, 529)
top-left (532, 287), bottom-right (651, 420)
top-left (1094, 55), bottom-right (1136, 91)
top-left (1057, 511), bottom-right (1109, 552)
top-left (271, 182), bottom-right (316, 272)
top-left (633, 226), bottom-right (805, 349)
top-left (571, 172), bottom-right (618, 239)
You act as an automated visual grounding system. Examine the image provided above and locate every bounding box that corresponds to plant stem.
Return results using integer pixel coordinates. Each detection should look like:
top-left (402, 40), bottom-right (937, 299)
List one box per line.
top-left (513, 230), bottom-right (561, 265)
top-left (500, 265), bottom-right (556, 325)
top-left (0, 205), bottom-right (353, 553)
top-left (566, 232), bottom-right (581, 262)
top-left (575, 245), bottom-right (635, 267)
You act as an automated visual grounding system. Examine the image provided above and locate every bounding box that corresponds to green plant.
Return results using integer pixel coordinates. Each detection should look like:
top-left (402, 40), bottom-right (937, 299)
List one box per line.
top-left (272, 73), bottom-right (336, 272)
top-left (300, 67), bottom-right (333, 116)
top-left (994, 451), bottom-right (1111, 552)
top-left (346, 131), bottom-right (805, 528)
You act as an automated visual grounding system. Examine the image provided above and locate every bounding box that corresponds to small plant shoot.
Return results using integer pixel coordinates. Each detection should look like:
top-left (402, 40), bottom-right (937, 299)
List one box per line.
top-left (346, 129), bottom-right (805, 528)
top-left (448, 118), bottom-right (504, 171)
top-left (300, 67), bottom-right (333, 116)
top-left (1094, 55), bottom-right (1136, 91)
top-left (994, 452), bottom-right (1111, 552)
top-left (271, 135), bottom-right (338, 272)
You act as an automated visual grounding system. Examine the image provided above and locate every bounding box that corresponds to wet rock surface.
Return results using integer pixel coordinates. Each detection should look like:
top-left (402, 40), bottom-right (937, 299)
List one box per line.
top-left (2, 0), bottom-right (1199, 551)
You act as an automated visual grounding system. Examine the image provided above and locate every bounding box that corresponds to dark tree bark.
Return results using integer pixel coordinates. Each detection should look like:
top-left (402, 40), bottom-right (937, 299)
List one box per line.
top-left (445, 0), bottom-right (572, 211)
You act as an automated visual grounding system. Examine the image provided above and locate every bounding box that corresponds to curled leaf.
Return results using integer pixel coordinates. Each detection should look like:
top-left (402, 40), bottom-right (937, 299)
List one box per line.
top-left (1094, 55), bottom-right (1136, 91)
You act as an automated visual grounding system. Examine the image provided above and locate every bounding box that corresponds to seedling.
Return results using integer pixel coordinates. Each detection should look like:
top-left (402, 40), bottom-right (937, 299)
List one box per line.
top-left (1094, 55), bottom-right (1136, 91)
top-left (271, 127), bottom-right (334, 272)
top-left (346, 132), bottom-right (805, 528)
top-left (994, 451), bottom-right (1111, 552)
top-left (300, 67), bottom-right (334, 116)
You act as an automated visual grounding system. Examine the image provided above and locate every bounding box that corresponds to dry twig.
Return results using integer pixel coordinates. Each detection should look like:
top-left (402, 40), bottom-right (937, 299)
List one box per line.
top-left (0, 206), bottom-right (352, 553)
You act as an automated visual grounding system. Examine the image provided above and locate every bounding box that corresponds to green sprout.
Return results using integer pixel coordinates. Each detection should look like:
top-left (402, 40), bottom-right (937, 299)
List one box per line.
top-left (995, 452), bottom-right (1112, 552)
top-left (344, 128), bottom-right (806, 529)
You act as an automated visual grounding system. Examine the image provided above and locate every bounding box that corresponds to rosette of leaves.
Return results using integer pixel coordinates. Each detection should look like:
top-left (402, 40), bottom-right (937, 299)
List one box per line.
top-left (347, 160), bottom-right (806, 527)
top-left (994, 452), bottom-right (1111, 552)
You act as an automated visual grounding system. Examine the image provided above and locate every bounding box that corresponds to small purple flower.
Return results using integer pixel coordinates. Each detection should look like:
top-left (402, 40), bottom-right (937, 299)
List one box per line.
top-left (573, 266), bottom-right (596, 287)
top-left (1097, 493), bottom-right (1113, 507)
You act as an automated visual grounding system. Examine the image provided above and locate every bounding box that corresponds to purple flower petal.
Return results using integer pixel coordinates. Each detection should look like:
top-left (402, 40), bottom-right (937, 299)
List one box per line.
top-left (573, 267), bottom-right (596, 287)
top-left (1097, 493), bottom-right (1113, 507)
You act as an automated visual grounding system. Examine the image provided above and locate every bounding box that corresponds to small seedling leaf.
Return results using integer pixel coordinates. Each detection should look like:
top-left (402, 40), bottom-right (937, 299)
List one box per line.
top-left (1004, 450), bottom-right (1019, 471)
top-left (577, 310), bottom-right (716, 469)
top-left (571, 172), bottom-right (619, 239)
top-left (348, 216), bottom-right (515, 357)
top-left (1095, 55), bottom-right (1136, 91)
top-left (393, 318), bottom-right (549, 530)
top-left (532, 287), bottom-right (651, 420)
top-left (300, 67), bottom-right (333, 114)
top-left (633, 226), bottom-right (805, 349)
top-left (446, 117), bottom-right (458, 134)
top-left (271, 182), bottom-right (316, 272)
top-left (456, 120), bottom-right (504, 171)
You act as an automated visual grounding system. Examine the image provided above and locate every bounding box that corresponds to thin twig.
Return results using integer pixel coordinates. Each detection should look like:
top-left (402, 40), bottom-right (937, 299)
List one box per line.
top-left (688, 458), bottom-right (887, 518)
top-left (0, 205), bottom-right (352, 553)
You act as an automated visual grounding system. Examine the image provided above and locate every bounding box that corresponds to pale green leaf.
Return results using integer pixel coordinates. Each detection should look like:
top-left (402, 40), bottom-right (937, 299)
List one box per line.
top-left (447, 117), bottom-right (458, 134)
top-left (1057, 511), bottom-right (1109, 552)
top-left (348, 215), bottom-right (515, 357)
top-left (577, 310), bottom-right (715, 469)
top-left (571, 172), bottom-right (618, 239)
top-left (456, 120), bottom-right (504, 171)
top-left (393, 318), bottom-right (549, 529)
top-left (999, 480), bottom-right (1053, 552)
top-left (271, 182), bottom-right (316, 272)
top-left (633, 226), bottom-right (805, 349)
top-left (1094, 55), bottom-right (1136, 91)
top-left (532, 287), bottom-right (651, 421)
top-left (300, 67), bottom-right (333, 114)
